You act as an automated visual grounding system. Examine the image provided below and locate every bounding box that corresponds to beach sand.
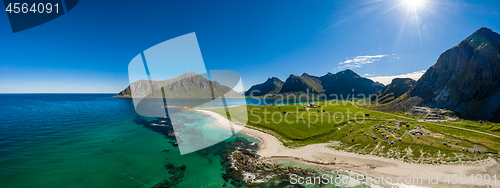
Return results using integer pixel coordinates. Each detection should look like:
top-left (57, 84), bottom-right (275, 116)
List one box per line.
top-left (197, 109), bottom-right (500, 187)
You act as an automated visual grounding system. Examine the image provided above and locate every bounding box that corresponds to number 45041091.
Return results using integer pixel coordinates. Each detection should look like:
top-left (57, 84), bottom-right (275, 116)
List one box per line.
top-left (5, 3), bottom-right (59, 14)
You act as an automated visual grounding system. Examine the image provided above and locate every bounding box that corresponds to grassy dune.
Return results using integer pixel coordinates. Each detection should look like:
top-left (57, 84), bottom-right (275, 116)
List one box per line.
top-left (204, 100), bottom-right (499, 164)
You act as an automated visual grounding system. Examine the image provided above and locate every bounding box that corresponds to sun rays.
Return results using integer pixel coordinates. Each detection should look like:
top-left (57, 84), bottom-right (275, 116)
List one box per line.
top-left (394, 0), bottom-right (432, 49)
top-left (402, 0), bottom-right (426, 8)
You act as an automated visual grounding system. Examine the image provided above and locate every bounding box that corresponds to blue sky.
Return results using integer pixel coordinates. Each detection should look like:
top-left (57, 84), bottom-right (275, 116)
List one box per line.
top-left (1, 0), bottom-right (499, 93)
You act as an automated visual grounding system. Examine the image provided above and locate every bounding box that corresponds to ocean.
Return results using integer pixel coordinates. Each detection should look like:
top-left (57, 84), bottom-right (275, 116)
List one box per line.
top-left (0, 94), bottom-right (373, 188)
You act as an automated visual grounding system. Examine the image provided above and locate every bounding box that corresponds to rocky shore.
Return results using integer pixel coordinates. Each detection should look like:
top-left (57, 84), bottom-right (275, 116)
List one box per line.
top-left (228, 148), bottom-right (315, 186)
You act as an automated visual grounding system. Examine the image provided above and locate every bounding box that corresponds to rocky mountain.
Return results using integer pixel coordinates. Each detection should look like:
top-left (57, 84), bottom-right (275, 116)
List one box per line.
top-left (244, 77), bottom-right (284, 96)
top-left (246, 69), bottom-right (384, 98)
top-left (410, 27), bottom-right (500, 121)
top-left (375, 78), bottom-right (416, 104)
top-left (278, 73), bottom-right (324, 95)
top-left (319, 69), bottom-right (384, 96)
top-left (115, 71), bottom-right (239, 98)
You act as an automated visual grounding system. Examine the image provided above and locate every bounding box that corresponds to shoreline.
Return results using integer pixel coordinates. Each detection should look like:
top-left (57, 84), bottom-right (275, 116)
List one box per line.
top-left (196, 109), bottom-right (500, 187)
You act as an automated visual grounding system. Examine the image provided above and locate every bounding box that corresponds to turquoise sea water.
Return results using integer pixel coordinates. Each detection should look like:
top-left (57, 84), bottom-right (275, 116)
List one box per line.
top-left (0, 94), bottom-right (262, 188)
top-left (0, 94), bottom-right (376, 188)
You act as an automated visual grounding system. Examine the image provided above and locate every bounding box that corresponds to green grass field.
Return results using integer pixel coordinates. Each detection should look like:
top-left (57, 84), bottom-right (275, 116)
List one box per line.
top-left (203, 100), bottom-right (498, 164)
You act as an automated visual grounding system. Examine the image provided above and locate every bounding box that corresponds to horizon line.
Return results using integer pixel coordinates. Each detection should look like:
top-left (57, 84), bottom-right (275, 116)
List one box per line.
top-left (0, 92), bottom-right (118, 94)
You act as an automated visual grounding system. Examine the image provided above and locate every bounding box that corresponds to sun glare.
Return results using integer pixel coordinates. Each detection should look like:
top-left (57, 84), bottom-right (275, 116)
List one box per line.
top-left (403, 0), bottom-right (426, 8)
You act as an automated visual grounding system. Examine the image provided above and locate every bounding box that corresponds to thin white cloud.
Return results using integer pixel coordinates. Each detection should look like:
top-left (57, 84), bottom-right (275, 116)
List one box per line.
top-left (336, 54), bottom-right (388, 70)
top-left (368, 70), bottom-right (426, 85)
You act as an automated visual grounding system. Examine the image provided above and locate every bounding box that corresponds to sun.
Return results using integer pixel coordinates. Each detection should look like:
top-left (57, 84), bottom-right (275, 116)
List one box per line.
top-left (403, 0), bottom-right (426, 8)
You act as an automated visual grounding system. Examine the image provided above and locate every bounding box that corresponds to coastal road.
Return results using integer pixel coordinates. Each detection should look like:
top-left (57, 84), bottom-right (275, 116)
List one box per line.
top-left (349, 102), bottom-right (500, 139)
top-left (417, 121), bottom-right (500, 139)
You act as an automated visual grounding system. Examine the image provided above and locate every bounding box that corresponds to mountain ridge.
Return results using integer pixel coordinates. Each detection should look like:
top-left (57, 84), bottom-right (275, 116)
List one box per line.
top-left (246, 69), bottom-right (384, 98)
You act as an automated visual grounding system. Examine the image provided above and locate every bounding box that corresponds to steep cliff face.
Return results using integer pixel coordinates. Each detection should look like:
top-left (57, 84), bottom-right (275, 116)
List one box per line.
top-left (244, 77), bottom-right (284, 96)
top-left (115, 71), bottom-right (239, 98)
top-left (411, 27), bottom-right (500, 120)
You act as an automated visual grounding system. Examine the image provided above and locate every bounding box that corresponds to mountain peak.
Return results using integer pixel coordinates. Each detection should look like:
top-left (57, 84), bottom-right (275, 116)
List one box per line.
top-left (342, 69), bottom-right (354, 73)
top-left (266, 77), bottom-right (283, 83)
top-left (178, 71), bottom-right (199, 78)
top-left (472, 27), bottom-right (499, 40)
top-left (390, 78), bottom-right (416, 85)
top-left (301, 73), bottom-right (311, 77)
top-left (463, 27), bottom-right (500, 48)
top-left (338, 69), bottom-right (359, 77)
top-left (245, 77), bottom-right (284, 96)
top-left (392, 77), bottom-right (414, 81)
top-left (476, 27), bottom-right (494, 34)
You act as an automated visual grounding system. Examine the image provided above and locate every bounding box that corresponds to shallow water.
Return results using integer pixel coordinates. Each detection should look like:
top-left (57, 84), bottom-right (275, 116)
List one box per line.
top-left (0, 94), bottom-right (256, 187)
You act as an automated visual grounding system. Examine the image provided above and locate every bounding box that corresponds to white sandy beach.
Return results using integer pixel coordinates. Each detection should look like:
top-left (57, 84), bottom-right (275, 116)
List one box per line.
top-left (197, 109), bottom-right (500, 187)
